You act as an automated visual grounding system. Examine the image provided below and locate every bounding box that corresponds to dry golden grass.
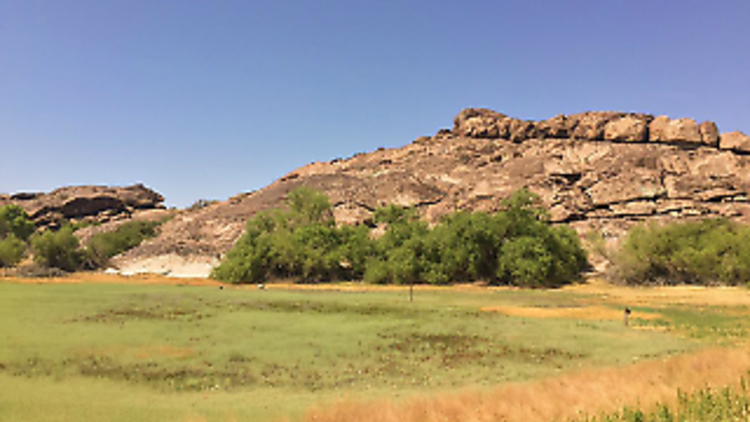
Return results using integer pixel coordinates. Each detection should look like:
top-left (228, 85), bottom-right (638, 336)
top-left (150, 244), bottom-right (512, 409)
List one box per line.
top-left (566, 278), bottom-right (750, 307)
top-left (299, 347), bottom-right (750, 422)
top-left (480, 305), bottom-right (663, 321)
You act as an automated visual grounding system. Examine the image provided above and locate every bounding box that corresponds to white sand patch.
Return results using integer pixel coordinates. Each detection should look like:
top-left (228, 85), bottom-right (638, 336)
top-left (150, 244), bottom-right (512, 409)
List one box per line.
top-left (112, 254), bottom-right (220, 278)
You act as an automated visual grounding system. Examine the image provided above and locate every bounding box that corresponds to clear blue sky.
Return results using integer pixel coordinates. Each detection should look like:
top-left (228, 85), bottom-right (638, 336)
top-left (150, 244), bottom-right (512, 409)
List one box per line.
top-left (2, 1), bottom-right (748, 207)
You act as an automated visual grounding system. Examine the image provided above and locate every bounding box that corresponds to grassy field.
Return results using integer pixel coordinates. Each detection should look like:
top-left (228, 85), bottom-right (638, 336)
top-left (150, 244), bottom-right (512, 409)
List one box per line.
top-left (1, 276), bottom-right (749, 422)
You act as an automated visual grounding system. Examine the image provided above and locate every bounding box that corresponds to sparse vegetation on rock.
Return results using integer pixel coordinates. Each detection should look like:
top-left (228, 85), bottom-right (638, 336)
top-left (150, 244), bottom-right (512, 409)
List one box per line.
top-left (82, 220), bottom-right (164, 269)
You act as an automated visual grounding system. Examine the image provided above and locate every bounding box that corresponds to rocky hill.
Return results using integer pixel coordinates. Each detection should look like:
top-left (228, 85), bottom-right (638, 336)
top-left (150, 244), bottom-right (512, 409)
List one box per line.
top-left (0, 184), bottom-right (167, 230)
top-left (112, 109), bottom-right (750, 277)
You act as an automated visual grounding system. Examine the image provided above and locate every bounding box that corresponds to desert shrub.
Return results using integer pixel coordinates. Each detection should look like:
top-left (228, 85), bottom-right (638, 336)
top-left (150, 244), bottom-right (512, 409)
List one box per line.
top-left (615, 219), bottom-right (750, 285)
top-left (83, 220), bottom-right (162, 268)
top-left (188, 199), bottom-right (218, 211)
top-left (30, 226), bottom-right (84, 272)
top-left (0, 234), bottom-right (26, 267)
top-left (0, 204), bottom-right (35, 241)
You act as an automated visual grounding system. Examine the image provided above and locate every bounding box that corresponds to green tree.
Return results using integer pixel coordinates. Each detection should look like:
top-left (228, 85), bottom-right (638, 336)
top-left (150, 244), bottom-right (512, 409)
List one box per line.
top-left (286, 186), bottom-right (334, 227)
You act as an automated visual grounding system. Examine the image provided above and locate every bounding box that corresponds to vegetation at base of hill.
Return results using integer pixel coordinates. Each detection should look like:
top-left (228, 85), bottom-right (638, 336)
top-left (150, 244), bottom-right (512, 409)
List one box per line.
top-left (211, 187), bottom-right (588, 287)
top-left (82, 220), bottom-right (163, 269)
top-left (0, 203), bottom-right (165, 272)
top-left (32, 219), bottom-right (165, 271)
top-left (31, 226), bottom-right (83, 271)
top-left (614, 219), bottom-right (750, 286)
top-left (0, 234), bottom-right (27, 267)
top-left (0, 205), bottom-right (34, 267)
top-left (574, 380), bottom-right (750, 422)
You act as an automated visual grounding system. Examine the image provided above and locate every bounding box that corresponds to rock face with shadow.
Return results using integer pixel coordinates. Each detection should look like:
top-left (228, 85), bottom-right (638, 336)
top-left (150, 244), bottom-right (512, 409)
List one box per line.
top-left (0, 184), bottom-right (166, 229)
top-left (112, 108), bottom-right (750, 275)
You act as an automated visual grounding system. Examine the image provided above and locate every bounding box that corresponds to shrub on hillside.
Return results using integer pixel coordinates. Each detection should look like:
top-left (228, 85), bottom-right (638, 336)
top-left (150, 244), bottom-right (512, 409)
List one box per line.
top-left (614, 218), bottom-right (750, 285)
top-left (0, 204), bottom-right (35, 241)
top-left (31, 226), bottom-right (83, 272)
top-left (83, 220), bottom-right (162, 268)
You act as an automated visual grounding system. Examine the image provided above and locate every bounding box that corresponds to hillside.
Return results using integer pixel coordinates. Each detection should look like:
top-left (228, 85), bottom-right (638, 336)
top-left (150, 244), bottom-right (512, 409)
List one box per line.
top-left (101, 108), bottom-right (750, 277)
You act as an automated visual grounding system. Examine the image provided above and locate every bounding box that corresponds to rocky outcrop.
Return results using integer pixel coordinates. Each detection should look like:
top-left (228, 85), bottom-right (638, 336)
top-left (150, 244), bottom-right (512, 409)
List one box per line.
top-left (650, 116), bottom-right (702, 144)
top-left (603, 115), bottom-right (651, 142)
top-left (453, 108), bottom-right (726, 148)
top-left (720, 131), bottom-right (750, 153)
top-left (117, 108), bottom-right (750, 276)
top-left (0, 184), bottom-right (165, 229)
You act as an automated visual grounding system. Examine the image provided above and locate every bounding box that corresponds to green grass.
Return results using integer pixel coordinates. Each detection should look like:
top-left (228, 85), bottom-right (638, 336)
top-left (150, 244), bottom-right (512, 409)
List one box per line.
top-left (631, 305), bottom-right (750, 345)
top-left (0, 282), bottom-right (710, 422)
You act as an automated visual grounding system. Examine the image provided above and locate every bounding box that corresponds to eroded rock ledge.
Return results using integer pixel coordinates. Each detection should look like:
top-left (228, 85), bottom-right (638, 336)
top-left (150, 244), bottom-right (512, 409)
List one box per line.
top-left (0, 184), bottom-right (165, 229)
top-left (452, 108), bottom-right (749, 151)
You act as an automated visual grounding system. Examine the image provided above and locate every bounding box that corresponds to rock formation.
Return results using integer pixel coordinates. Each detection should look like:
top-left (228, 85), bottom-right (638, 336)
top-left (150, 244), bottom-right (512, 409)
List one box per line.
top-left (0, 184), bottom-right (166, 229)
top-left (109, 109), bottom-right (750, 276)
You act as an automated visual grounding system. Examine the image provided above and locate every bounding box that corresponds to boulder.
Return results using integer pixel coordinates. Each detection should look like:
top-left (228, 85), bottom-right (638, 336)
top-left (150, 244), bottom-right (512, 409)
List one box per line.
top-left (569, 112), bottom-right (624, 140)
top-left (604, 115), bottom-right (650, 142)
top-left (699, 121), bottom-right (720, 147)
top-left (537, 114), bottom-right (570, 139)
top-left (453, 108), bottom-right (508, 139)
top-left (508, 119), bottom-right (537, 143)
top-left (649, 116), bottom-right (702, 144)
top-left (720, 131), bottom-right (750, 153)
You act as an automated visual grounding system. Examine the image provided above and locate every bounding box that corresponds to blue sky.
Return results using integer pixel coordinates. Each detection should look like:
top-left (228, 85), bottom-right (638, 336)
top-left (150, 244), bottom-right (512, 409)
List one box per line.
top-left (2, 1), bottom-right (748, 207)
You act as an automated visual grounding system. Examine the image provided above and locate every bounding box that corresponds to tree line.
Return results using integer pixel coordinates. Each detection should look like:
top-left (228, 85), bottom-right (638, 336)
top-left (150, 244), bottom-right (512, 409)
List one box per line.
top-left (211, 187), bottom-right (588, 287)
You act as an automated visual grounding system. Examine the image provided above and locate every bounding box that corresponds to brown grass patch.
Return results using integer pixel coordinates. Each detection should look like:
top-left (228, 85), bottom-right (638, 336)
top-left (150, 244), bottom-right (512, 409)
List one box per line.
top-left (481, 305), bottom-right (662, 321)
top-left (132, 345), bottom-right (196, 360)
top-left (298, 347), bottom-right (750, 422)
top-left (566, 278), bottom-right (750, 307)
top-left (72, 345), bottom-right (195, 360)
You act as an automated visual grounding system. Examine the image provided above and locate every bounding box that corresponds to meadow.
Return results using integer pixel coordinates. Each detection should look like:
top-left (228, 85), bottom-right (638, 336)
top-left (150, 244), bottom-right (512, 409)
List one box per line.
top-left (1, 276), bottom-right (749, 422)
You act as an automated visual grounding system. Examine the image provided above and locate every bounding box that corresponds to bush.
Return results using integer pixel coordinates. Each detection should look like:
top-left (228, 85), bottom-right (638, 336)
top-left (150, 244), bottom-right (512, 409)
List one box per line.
top-left (0, 204), bottom-right (35, 241)
top-left (31, 226), bottom-right (83, 272)
top-left (0, 234), bottom-right (26, 267)
top-left (615, 218), bottom-right (750, 285)
top-left (83, 220), bottom-right (162, 268)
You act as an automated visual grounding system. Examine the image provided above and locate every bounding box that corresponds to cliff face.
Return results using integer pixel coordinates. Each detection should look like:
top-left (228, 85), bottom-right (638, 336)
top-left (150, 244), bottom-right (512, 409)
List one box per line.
top-left (115, 109), bottom-right (750, 276)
